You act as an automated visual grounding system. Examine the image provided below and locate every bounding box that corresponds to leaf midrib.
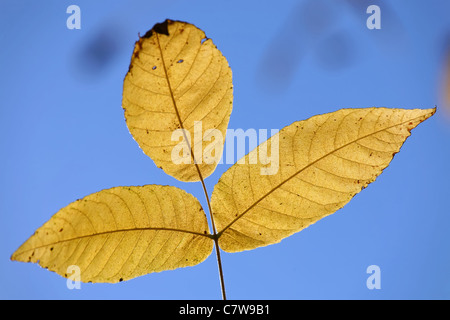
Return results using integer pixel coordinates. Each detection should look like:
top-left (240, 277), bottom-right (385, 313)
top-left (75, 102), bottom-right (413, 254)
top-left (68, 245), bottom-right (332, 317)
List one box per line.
top-left (155, 30), bottom-right (219, 236)
top-left (14, 227), bottom-right (213, 257)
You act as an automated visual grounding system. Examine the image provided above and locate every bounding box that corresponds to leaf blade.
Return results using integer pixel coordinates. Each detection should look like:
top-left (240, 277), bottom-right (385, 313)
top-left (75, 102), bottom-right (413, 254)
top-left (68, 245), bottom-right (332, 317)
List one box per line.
top-left (11, 185), bottom-right (213, 283)
top-left (122, 20), bottom-right (233, 182)
top-left (212, 107), bottom-right (435, 252)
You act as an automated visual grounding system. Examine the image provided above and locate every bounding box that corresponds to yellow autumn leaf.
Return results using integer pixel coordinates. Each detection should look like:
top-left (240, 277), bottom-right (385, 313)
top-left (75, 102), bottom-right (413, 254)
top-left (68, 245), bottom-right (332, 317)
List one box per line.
top-left (212, 107), bottom-right (435, 252)
top-left (11, 185), bottom-right (213, 283)
top-left (122, 19), bottom-right (233, 182)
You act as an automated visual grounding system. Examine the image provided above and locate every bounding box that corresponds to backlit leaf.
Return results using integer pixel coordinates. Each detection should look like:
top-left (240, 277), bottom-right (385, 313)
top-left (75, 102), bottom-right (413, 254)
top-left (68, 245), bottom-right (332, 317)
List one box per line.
top-left (122, 19), bottom-right (233, 182)
top-left (11, 185), bottom-right (213, 283)
top-left (212, 107), bottom-right (435, 252)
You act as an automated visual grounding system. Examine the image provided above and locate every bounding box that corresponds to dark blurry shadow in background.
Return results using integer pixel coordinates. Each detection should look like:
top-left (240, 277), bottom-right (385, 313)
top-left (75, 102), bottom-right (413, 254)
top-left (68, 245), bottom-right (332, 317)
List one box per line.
top-left (71, 22), bottom-right (127, 81)
top-left (345, 0), bottom-right (405, 51)
top-left (314, 30), bottom-right (355, 71)
top-left (256, 0), bottom-right (405, 95)
top-left (439, 33), bottom-right (450, 121)
top-left (255, 0), bottom-right (339, 94)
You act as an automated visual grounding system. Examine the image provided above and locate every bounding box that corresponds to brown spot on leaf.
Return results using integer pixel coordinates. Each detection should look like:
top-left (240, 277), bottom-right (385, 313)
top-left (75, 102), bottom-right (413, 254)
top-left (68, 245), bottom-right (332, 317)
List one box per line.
top-left (143, 19), bottom-right (171, 38)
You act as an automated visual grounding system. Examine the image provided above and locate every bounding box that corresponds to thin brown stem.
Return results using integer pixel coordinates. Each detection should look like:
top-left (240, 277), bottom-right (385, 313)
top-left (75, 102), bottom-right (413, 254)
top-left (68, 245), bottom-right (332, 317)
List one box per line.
top-left (156, 32), bottom-right (227, 300)
top-left (213, 237), bottom-right (227, 300)
top-left (198, 175), bottom-right (226, 300)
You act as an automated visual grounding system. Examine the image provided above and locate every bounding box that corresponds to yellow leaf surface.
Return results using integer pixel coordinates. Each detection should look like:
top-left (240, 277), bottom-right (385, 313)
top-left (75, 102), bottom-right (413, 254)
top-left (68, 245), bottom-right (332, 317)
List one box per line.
top-left (212, 107), bottom-right (435, 252)
top-left (11, 185), bottom-right (213, 283)
top-left (122, 19), bottom-right (233, 182)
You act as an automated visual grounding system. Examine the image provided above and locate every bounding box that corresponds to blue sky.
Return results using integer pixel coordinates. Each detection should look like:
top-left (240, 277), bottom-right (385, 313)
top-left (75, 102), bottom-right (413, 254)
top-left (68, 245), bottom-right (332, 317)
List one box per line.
top-left (1, 0), bottom-right (449, 299)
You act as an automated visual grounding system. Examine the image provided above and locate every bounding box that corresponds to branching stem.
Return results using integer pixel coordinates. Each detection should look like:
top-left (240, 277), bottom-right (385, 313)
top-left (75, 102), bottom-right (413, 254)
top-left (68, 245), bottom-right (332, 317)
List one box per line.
top-left (198, 176), bottom-right (227, 300)
top-left (156, 32), bottom-right (227, 300)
